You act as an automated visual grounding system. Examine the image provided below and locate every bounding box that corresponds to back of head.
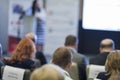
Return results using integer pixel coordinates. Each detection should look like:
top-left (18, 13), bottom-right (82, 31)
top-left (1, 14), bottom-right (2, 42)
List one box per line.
top-left (25, 33), bottom-right (37, 43)
top-left (11, 37), bottom-right (36, 61)
top-left (105, 50), bottom-right (120, 78)
top-left (64, 35), bottom-right (77, 48)
top-left (30, 64), bottom-right (64, 80)
top-left (100, 38), bottom-right (115, 53)
top-left (32, 0), bottom-right (41, 16)
top-left (52, 47), bottom-right (72, 70)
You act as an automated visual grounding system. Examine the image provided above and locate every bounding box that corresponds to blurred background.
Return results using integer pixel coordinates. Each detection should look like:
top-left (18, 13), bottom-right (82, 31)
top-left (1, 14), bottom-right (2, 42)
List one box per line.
top-left (0, 0), bottom-right (120, 59)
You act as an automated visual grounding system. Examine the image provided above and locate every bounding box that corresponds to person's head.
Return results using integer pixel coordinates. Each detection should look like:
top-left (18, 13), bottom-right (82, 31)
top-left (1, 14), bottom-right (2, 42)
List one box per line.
top-left (99, 38), bottom-right (115, 53)
top-left (51, 47), bottom-right (72, 71)
top-left (11, 38), bottom-right (36, 62)
top-left (32, 0), bottom-right (40, 15)
top-left (32, 0), bottom-right (39, 8)
top-left (64, 35), bottom-right (78, 49)
top-left (25, 33), bottom-right (43, 52)
top-left (25, 33), bottom-right (37, 44)
top-left (105, 50), bottom-right (120, 80)
top-left (30, 64), bottom-right (65, 80)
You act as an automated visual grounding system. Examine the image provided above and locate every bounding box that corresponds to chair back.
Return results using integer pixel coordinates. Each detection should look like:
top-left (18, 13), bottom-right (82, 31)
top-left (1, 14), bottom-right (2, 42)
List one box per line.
top-left (1, 65), bottom-right (31, 80)
top-left (86, 65), bottom-right (105, 80)
top-left (68, 62), bottom-right (79, 80)
top-left (34, 59), bottom-right (41, 68)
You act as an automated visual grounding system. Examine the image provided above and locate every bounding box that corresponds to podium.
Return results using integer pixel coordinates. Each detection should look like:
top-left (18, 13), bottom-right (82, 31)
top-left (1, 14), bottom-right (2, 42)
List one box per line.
top-left (21, 15), bottom-right (37, 38)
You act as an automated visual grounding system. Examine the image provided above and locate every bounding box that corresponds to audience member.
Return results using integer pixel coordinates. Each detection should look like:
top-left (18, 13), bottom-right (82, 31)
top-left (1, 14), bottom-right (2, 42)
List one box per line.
top-left (25, 32), bottom-right (47, 65)
top-left (0, 43), bottom-right (2, 58)
top-left (0, 43), bottom-right (4, 80)
top-left (51, 47), bottom-right (73, 80)
top-left (90, 38), bottom-right (115, 65)
top-left (97, 50), bottom-right (120, 80)
top-left (3, 38), bottom-right (36, 70)
top-left (0, 43), bottom-right (4, 66)
top-left (25, 33), bottom-right (37, 44)
top-left (64, 34), bottom-right (89, 80)
top-left (30, 64), bottom-right (65, 80)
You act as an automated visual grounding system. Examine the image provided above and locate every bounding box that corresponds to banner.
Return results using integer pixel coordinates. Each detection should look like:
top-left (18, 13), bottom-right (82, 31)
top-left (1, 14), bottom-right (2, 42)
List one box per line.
top-left (8, 0), bottom-right (44, 52)
top-left (45, 0), bottom-right (79, 55)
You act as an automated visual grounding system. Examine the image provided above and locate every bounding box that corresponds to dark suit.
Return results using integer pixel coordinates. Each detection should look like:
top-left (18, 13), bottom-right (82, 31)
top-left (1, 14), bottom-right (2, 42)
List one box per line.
top-left (97, 72), bottom-right (110, 80)
top-left (69, 48), bottom-right (89, 80)
top-left (36, 51), bottom-right (47, 65)
top-left (90, 52), bottom-right (109, 65)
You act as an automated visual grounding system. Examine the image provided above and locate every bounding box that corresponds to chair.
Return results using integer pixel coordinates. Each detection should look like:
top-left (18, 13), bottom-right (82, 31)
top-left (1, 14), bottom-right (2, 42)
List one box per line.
top-left (68, 62), bottom-right (79, 80)
top-left (86, 65), bottom-right (105, 80)
top-left (1, 65), bottom-right (31, 80)
top-left (34, 59), bottom-right (41, 68)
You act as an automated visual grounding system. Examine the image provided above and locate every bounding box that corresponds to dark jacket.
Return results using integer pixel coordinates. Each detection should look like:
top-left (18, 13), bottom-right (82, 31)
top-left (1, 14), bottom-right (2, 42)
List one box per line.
top-left (90, 52), bottom-right (109, 65)
top-left (69, 48), bottom-right (89, 80)
top-left (4, 59), bottom-right (35, 70)
top-left (35, 51), bottom-right (47, 65)
top-left (97, 72), bottom-right (110, 80)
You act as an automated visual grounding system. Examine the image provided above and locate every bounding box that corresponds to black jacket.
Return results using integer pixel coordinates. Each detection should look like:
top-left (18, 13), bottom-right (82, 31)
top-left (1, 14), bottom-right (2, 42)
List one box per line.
top-left (97, 72), bottom-right (110, 80)
top-left (4, 59), bottom-right (35, 70)
top-left (90, 52), bottom-right (109, 65)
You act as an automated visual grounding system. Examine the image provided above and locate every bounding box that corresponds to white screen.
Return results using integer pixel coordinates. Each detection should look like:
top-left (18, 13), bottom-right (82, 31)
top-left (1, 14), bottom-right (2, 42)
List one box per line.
top-left (82, 0), bottom-right (120, 31)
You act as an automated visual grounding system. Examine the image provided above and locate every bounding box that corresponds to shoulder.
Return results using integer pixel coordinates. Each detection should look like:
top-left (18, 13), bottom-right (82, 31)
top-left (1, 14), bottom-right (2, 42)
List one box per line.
top-left (65, 76), bottom-right (73, 80)
top-left (90, 52), bottom-right (109, 60)
top-left (22, 59), bottom-right (34, 64)
top-left (63, 70), bottom-right (73, 80)
top-left (90, 54), bottom-right (102, 61)
top-left (73, 53), bottom-right (89, 64)
top-left (74, 52), bottom-right (85, 58)
top-left (21, 59), bottom-right (35, 70)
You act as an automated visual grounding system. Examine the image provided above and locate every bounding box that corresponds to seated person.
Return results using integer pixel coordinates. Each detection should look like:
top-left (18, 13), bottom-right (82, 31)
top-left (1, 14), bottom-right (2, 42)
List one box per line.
top-left (3, 38), bottom-right (36, 70)
top-left (25, 32), bottom-right (47, 65)
top-left (51, 47), bottom-right (73, 80)
top-left (64, 35), bottom-right (89, 80)
top-left (90, 38), bottom-right (115, 65)
top-left (0, 43), bottom-right (4, 66)
top-left (97, 50), bottom-right (120, 80)
top-left (30, 64), bottom-right (65, 80)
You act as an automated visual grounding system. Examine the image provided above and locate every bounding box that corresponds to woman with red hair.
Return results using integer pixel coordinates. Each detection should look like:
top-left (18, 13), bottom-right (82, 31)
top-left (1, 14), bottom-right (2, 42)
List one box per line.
top-left (3, 38), bottom-right (36, 70)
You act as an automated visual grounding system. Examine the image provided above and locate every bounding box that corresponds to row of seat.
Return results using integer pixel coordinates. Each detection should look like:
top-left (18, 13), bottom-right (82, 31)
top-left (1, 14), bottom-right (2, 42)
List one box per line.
top-left (0, 64), bottom-right (104, 80)
top-left (86, 65), bottom-right (105, 80)
top-left (0, 65), bottom-right (31, 80)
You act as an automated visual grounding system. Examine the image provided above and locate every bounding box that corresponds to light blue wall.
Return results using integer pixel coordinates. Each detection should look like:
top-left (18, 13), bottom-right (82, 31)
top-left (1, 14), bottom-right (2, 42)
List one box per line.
top-left (0, 0), bottom-right (9, 53)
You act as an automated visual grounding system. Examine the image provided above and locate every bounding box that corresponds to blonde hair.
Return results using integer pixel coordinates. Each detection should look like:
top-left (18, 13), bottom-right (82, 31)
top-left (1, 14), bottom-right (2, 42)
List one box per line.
top-left (105, 50), bottom-right (120, 80)
top-left (30, 64), bottom-right (64, 80)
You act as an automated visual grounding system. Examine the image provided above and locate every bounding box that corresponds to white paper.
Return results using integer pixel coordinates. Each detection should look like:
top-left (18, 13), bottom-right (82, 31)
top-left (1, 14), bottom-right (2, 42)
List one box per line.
top-left (2, 66), bottom-right (25, 80)
top-left (88, 65), bottom-right (105, 79)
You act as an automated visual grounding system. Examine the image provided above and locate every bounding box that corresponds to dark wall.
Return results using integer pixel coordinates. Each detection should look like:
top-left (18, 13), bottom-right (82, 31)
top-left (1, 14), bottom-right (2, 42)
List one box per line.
top-left (78, 20), bottom-right (120, 55)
